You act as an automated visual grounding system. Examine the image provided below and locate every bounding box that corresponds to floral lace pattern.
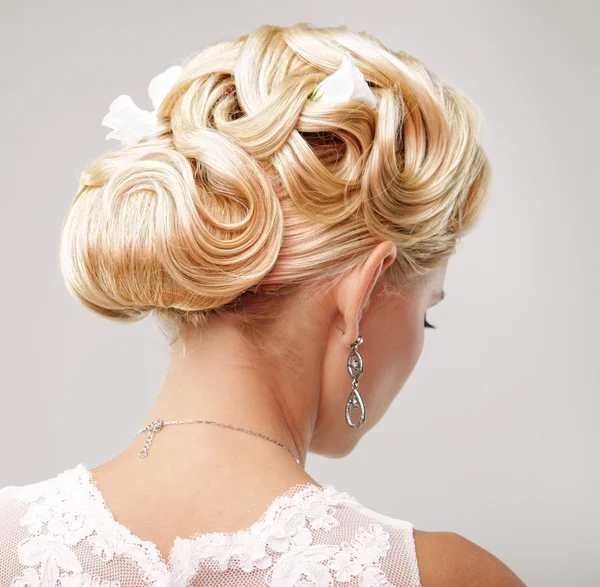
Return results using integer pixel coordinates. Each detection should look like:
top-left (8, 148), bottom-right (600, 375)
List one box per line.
top-left (5, 464), bottom-right (418, 587)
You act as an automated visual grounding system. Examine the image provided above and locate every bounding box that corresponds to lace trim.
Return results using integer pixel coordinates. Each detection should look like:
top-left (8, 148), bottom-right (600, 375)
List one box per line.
top-left (11, 464), bottom-right (408, 587)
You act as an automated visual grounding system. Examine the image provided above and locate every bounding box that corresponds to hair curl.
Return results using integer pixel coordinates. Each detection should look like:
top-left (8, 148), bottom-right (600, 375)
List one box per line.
top-left (60, 22), bottom-right (491, 341)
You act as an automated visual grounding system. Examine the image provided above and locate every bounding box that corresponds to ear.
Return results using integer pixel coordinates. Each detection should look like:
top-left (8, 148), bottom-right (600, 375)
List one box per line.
top-left (335, 241), bottom-right (397, 347)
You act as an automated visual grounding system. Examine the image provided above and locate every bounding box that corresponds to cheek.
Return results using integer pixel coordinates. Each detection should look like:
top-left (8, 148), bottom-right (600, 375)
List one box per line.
top-left (364, 304), bottom-right (425, 412)
top-left (374, 291), bottom-right (424, 361)
top-left (377, 322), bottom-right (423, 383)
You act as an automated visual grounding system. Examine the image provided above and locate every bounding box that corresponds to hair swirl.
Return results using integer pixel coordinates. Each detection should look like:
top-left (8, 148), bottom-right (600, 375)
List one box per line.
top-left (60, 23), bottom-right (491, 334)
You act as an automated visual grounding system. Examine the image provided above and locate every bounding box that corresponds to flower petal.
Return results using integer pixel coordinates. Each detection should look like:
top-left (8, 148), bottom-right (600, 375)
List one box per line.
top-left (148, 65), bottom-right (183, 111)
top-left (309, 52), bottom-right (376, 109)
top-left (101, 95), bottom-right (157, 146)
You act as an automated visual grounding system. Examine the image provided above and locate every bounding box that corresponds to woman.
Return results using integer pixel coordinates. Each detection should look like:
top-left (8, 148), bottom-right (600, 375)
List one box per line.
top-left (0, 22), bottom-right (525, 587)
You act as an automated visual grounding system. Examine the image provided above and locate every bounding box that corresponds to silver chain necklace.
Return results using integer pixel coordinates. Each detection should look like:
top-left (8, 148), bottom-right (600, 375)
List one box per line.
top-left (135, 419), bottom-right (301, 465)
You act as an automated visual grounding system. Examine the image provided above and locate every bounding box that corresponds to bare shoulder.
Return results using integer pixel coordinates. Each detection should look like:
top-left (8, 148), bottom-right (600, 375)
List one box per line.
top-left (413, 529), bottom-right (527, 587)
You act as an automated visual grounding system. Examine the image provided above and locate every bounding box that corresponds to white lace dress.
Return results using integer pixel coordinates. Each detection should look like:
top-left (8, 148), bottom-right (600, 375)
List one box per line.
top-left (0, 464), bottom-right (422, 587)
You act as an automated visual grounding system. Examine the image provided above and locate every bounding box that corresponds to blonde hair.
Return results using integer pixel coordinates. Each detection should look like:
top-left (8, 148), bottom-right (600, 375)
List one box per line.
top-left (60, 23), bottom-right (491, 341)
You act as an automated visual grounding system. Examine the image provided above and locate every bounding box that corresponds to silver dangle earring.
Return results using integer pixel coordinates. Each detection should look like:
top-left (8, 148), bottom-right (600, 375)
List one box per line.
top-left (346, 335), bottom-right (366, 428)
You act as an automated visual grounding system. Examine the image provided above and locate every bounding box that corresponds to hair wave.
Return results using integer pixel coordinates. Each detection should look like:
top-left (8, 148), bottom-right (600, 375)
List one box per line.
top-left (60, 23), bottom-right (491, 336)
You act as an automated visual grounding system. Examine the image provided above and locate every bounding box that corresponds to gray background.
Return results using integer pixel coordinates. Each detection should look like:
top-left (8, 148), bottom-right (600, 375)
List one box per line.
top-left (1, 1), bottom-right (598, 585)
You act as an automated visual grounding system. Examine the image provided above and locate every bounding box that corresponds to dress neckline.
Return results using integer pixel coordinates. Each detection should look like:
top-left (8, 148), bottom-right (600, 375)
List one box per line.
top-left (11, 464), bottom-right (418, 587)
top-left (71, 462), bottom-right (351, 576)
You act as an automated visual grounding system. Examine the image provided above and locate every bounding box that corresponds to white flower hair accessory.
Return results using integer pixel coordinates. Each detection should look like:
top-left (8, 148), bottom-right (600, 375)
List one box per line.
top-left (308, 52), bottom-right (377, 109)
top-left (101, 52), bottom-right (374, 147)
top-left (101, 65), bottom-right (183, 147)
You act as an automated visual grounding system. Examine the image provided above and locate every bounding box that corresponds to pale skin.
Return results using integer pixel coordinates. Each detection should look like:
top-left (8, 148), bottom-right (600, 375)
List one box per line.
top-left (91, 241), bottom-right (526, 586)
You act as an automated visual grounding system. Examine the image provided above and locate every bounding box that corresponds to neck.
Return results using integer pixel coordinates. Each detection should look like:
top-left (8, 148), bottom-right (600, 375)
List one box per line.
top-left (114, 312), bottom-right (329, 487)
